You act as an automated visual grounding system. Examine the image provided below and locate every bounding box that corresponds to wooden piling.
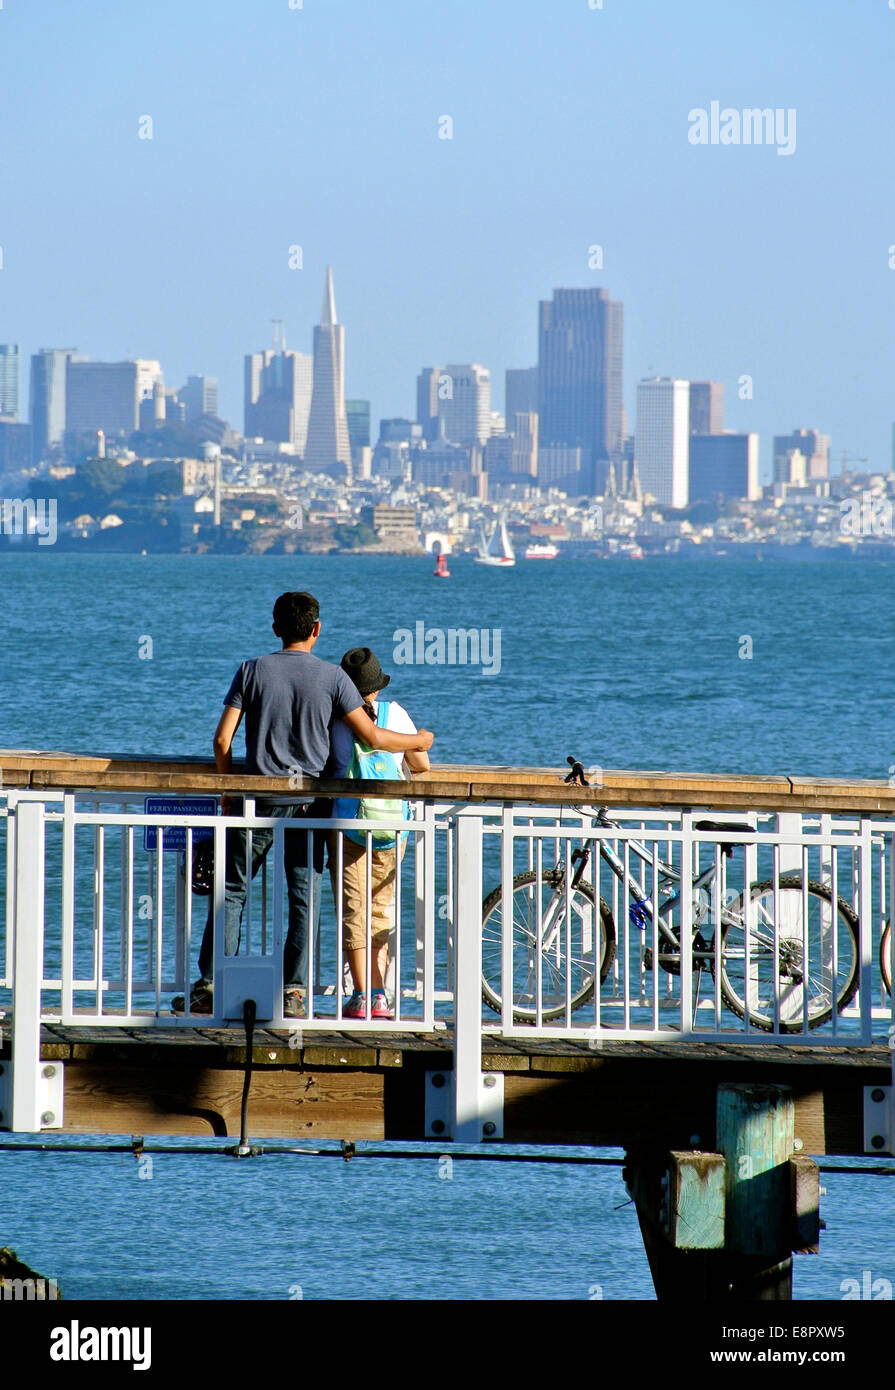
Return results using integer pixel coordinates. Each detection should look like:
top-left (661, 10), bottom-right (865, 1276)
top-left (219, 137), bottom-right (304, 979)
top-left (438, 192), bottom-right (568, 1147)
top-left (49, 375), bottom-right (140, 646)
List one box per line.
top-left (716, 1081), bottom-right (795, 1299)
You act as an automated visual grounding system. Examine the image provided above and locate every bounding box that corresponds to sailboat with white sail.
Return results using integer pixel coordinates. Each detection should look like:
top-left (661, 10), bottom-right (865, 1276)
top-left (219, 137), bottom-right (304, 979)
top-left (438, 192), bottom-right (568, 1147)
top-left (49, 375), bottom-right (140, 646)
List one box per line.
top-left (475, 515), bottom-right (515, 567)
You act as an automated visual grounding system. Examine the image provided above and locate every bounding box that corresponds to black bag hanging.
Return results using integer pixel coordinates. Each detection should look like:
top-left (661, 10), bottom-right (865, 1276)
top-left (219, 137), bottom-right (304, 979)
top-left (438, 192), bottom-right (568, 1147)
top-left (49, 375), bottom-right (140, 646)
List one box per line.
top-left (190, 839), bottom-right (214, 895)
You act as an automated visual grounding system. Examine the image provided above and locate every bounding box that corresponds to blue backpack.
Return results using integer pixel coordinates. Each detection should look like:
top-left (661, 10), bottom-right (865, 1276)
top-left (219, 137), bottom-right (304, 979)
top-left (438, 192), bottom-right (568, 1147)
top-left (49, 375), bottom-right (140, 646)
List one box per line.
top-left (333, 701), bottom-right (409, 847)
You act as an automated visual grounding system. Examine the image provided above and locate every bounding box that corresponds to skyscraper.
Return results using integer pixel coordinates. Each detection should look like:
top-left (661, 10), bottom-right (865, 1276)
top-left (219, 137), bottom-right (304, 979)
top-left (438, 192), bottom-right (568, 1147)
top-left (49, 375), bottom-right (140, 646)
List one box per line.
top-left (689, 433), bottom-right (760, 502)
top-left (180, 375), bottom-right (219, 423)
top-left (438, 364), bottom-right (491, 446)
top-left (29, 348), bottom-right (83, 463)
top-left (511, 411), bottom-right (538, 476)
top-left (505, 367), bottom-right (538, 425)
top-left (537, 287), bottom-right (623, 491)
top-left (244, 343), bottom-right (312, 450)
top-left (303, 266), bottom-right (352, 472)
top-left (66, 361), bottom-right (143, 439)
top-left (689, 381), bottom-right (724, 435)
top-left (635, 378), bottom-right (691, 507)
top-left (416, 368), bottom-right (440, 441)
top-left (416, 364), bottom-right (492, 446)
top-left (346, 400), bottom-right (371, 449)
top-left (773, 428), bottom-right (830, 482)
top-left (0, 345), bottom-right (20, 419)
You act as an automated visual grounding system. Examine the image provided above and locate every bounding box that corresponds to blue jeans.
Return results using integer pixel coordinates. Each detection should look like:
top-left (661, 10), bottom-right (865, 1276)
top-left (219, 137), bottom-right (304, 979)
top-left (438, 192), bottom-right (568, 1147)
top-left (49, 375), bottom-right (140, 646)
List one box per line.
top-left (197, 798), bottom-right (329, 990)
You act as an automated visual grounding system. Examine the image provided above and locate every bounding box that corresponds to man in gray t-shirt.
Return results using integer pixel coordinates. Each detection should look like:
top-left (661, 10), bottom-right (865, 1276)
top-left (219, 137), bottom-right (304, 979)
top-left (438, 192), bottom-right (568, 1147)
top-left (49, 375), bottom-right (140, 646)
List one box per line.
top-left (175, 590), bottom-right (433, 1019)
top-left (223, 648), bottom-right (362, 778)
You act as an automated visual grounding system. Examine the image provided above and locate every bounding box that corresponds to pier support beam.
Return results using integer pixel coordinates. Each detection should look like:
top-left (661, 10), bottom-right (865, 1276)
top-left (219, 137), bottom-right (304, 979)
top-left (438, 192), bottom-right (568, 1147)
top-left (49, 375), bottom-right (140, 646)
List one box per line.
top-left (624, 1150), bottom-right (725, 1301)
top-left (626, 1083), bottom-right (811, 1301)
top-left (717, 1081), bottom-right (795, 1299)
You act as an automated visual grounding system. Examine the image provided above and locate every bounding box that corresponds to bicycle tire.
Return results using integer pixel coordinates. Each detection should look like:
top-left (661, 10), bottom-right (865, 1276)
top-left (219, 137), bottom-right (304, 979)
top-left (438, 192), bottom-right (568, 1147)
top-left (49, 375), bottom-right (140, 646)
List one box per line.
top-left (716, 875), bottom-right (859, 1032)
top-left (881, 919), bottom-right (892, 997)
top-left (481, 870), bottom-right (616, 1022)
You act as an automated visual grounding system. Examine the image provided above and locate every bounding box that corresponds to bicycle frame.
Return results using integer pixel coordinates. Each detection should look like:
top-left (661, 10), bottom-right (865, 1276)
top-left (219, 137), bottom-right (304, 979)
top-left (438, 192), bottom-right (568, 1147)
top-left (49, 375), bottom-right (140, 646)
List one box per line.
top-left (565, 812), bottom-right (747, 959)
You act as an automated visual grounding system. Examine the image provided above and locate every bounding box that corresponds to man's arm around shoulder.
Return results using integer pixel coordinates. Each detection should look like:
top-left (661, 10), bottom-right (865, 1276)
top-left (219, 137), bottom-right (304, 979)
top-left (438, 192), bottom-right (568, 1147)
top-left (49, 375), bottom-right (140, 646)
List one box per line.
top-left (342, 706), bottom-right (433, 754)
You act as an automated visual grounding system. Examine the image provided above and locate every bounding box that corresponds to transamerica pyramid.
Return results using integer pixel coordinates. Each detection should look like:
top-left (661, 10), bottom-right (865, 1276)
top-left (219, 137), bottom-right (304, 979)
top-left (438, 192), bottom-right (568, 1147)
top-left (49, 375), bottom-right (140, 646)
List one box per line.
top-left (303, 265), bottom-right (352, 472)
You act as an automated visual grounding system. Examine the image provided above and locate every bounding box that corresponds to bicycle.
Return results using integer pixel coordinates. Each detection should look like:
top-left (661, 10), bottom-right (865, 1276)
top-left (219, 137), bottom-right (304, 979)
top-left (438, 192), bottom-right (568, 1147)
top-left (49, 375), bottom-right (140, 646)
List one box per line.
top-left (481, 805), bottom-right (861, 1031)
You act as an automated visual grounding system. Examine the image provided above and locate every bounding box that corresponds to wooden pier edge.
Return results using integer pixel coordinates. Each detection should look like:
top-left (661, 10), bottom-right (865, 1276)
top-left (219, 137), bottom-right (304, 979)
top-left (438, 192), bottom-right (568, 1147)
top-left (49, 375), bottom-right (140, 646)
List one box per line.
top-left (4, 747), bottom-right (895, 812)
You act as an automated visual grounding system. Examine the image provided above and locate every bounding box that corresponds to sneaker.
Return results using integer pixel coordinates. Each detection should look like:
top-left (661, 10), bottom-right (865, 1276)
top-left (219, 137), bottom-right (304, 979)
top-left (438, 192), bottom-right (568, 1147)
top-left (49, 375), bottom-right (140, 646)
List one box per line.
top-left (344, 990), bottom-right (367, 1019)
top-left (284, 989), bottom-right (307, 1019)
top-left (370, 990), bottom-right (392, 1021)
top-left (172, 983), bottom-right (213, 1016)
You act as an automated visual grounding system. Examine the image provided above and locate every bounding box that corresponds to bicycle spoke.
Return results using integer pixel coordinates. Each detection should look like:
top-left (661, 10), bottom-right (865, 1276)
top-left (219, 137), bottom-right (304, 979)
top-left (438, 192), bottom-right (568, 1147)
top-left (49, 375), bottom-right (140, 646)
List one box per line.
top-left (481, 873), bottom-right (602, 1018)
top-left (718, 881), bottom-right (858, 1032)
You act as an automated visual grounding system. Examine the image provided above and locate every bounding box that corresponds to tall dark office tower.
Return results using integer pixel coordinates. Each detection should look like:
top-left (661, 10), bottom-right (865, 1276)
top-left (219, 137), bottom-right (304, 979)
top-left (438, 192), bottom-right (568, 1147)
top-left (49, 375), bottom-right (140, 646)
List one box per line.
top-left (689, 381), bottom-right (724, 435)
top-left (30, 348), bottom-right (83, 463)
top-left (416, 368), bottom-right (440, 441)
top-left (0, 345), bottom-right (20, 419)
top-left (537, 288), bottom-right (623, 491)
top-left (304, 266), bottom-right (352, 471)
top-left (689, 433), bottom-right (759, 502)
top-left (505, 367), bottom-right (538, 425)
top-left (346, 399), bottom-right (371, 449)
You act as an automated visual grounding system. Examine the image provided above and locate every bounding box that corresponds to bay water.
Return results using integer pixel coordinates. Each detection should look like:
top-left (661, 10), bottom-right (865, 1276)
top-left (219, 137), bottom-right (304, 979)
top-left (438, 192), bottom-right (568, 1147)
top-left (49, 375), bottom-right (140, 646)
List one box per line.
top-left (1, 551), bottom-right (893, 1301)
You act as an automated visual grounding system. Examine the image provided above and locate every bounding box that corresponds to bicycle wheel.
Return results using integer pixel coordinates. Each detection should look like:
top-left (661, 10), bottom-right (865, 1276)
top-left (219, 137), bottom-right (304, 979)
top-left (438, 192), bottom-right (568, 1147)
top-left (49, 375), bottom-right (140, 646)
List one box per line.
top-left (881, 919), bottom-right (892, 996)
top-left (481, 871), bottom-right (616, 1021)
top-left (716, 875), bottom-right (859, 1032)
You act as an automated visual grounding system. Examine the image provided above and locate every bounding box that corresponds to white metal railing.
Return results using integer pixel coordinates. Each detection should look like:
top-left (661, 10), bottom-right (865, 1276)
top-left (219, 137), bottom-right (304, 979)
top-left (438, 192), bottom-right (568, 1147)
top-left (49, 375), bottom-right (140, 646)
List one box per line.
top-left (2, 790), bottom-right (894, 1138)
top-left (472, 805), bottom-right (890, 1044)
top-left (1, 791), bottom-right (440, 1032)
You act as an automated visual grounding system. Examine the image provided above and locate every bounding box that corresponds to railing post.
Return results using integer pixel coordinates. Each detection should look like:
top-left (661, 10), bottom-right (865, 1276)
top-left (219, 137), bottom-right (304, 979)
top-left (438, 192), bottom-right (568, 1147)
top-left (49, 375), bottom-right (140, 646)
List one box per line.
top-left (679, 811), bottom-right (693, 1035)
top-left (9, 801), bottom-right (48, 1131)
top-left (775, 812), bottom-right (802, 874)
top-left (858, 817), bottom-right (873, 1045)
top-left (453, 811), bottom-right (484, 1142)
top-left (420, 804), bottom-right (436, 1028)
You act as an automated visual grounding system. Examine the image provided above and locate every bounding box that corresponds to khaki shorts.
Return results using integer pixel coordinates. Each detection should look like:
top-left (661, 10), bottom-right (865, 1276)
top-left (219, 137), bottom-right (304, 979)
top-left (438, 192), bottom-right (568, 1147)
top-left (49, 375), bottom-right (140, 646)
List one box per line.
top-left (328, 831), bottom-right (406, 951)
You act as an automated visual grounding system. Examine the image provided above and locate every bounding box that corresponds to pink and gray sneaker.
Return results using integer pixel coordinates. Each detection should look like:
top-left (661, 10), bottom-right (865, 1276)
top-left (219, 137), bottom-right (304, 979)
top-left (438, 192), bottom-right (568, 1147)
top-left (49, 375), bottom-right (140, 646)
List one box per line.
top-left (370, 990), bottom-right (392, 1020)
top-left (344, 990), bottom-right (367, 1019)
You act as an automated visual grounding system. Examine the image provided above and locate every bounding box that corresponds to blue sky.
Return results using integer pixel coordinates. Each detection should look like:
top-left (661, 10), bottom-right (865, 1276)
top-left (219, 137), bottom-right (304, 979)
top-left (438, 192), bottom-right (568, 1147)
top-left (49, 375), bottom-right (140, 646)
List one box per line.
top-left (1, 0), bottom-right (894, 477)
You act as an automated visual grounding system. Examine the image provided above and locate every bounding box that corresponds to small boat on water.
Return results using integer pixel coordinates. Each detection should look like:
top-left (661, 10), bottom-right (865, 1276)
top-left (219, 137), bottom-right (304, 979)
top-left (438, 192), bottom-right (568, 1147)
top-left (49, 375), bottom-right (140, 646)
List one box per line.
top-left (524, 542), bottom-right (559, 560)
top-left (433, 550), bottom-right (450, 578)
top-left (475, 516), bottom-right (515, 567)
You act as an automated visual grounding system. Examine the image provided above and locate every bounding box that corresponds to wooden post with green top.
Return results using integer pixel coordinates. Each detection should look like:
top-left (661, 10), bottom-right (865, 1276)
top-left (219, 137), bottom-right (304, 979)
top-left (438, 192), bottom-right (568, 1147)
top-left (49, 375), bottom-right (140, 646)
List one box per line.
top-left (716, 1081), bottom-right (795, 1299)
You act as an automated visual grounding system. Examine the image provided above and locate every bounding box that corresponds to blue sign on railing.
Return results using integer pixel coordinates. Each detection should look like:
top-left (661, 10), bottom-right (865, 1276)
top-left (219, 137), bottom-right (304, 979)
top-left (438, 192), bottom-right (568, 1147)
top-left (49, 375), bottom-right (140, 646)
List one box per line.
top-left (143, 797), bottom-right (218, 853)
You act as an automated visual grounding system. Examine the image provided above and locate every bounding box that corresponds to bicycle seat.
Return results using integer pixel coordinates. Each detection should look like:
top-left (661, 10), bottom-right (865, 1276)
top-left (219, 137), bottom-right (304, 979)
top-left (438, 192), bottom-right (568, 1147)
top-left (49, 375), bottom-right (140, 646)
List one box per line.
top-left (694, 819), bottom-right (755, 858)
top-left (694, 820), bottom-right (754, 835)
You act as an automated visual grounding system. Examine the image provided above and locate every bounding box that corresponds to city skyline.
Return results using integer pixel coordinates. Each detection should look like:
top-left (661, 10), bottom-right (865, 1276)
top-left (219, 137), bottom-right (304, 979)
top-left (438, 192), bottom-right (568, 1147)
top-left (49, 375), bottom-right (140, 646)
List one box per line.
top-left (0, 0), bottom-right (891, 476)
top-left (1, 278), bottom-right (848, 492)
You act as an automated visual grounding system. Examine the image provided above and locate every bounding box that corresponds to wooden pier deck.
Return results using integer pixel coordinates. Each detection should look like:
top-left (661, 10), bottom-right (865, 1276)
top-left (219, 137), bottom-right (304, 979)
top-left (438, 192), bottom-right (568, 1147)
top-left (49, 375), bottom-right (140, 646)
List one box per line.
top-left (4, 1023), bottom-right (887, 1154)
